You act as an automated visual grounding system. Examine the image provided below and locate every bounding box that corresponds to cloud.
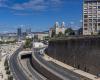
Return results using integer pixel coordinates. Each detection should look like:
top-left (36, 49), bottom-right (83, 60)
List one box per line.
top-left (0, 0), bottom-right (64, 11)
top-left (0, 0), bottom-right (7, 7)
top-left (11, 0), bottom-right (49, 11)
top-left (51, 0), bottom-right (63, 5)
top-left (13, 13), bottom-right (32, 16)
top-left (0, 0), bottom-right (65, 15)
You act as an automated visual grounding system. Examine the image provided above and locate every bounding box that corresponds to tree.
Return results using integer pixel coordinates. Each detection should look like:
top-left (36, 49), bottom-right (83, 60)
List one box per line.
top-left (44, 36), bottom-right (49, 41)
top-left (24, 38), bottom-right (33, 49)
top-left (6, 70), bottom-right (10, 75)
top-left (58, 32), bottom-right (63, 37)
top-left (51, 30), bottom-right (56, 37)
top-left (98, 30), bottom-right (100, 35)
top-left (78, 28), bottom-right (83, 35)
top-left (65, 28), bottom-right (75, 35)
top-left (4, 58), bottom-right (8, 66)
top-left (8, 75), bottom-right (13, 80)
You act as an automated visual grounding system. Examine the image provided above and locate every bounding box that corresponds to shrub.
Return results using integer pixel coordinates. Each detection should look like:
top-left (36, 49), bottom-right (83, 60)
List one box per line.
top-left (6, 70), bottom-right (10, 75)
top-left (8, 75), bottom-right (13, 80)
top-left (4, 59), bottom-right (8, 66)
top-left (5, 66), bottom-right (9, 70)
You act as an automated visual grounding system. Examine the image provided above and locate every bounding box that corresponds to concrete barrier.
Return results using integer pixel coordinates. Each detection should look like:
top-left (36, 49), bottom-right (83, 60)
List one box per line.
top-left (46, 36), bottom-right (100, 76)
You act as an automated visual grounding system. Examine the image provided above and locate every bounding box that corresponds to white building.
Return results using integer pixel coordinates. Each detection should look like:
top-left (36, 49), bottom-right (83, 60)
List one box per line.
top-left (33, 42), bottom-right (44, 48)
top-left (34, 32), bottom-right (49, 41)
top-left (49, 22), bottom-right (66, 37)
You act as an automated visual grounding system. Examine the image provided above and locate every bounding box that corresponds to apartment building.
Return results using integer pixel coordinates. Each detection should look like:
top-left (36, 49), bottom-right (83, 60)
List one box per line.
top-left (83, 0), bottom-right (100, 35)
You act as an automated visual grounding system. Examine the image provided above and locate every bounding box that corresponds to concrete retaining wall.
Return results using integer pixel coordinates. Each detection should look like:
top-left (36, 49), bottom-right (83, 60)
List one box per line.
top-left (46, 36), bottom-right (100, 75)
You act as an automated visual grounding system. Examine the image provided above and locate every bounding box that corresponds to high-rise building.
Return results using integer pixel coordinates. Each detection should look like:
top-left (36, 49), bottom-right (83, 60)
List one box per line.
top-left (26, 28), bottom-right (31, 35)
top-left (83, 0), bottom-right (100, 35)
top-left (17, 28), bottom-right (22, 38)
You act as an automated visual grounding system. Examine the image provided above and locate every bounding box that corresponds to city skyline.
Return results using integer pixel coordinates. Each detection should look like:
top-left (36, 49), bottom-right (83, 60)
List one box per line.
top-left (0, 0), bottom-right (82, 33)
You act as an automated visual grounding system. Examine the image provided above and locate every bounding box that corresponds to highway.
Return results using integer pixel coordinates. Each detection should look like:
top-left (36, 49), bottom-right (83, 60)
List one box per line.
top-left (26, 59), bottom-right (47, 80)
top-left (9, 44), bottom-right (81, 80)
top-left (33, 48), bottom-right (80, 80)
top-left (9, 46), bottom-right (47, 80)
top-left (9, 47), bottom-right (28, 80)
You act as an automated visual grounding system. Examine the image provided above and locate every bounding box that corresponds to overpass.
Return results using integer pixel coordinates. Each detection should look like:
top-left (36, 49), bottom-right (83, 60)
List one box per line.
top-left (18, 51), bottom-right (32, 59)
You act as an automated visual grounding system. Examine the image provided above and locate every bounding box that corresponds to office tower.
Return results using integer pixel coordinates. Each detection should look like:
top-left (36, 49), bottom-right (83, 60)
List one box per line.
top-left (83, 0), bottom-right (100, 35)
top-left (17, 28), bottom-right (22, 37)
top-left (26, 28), bottom-right (31, 34)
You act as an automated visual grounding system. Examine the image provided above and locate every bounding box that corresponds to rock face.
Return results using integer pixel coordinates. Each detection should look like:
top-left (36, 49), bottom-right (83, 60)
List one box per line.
top-left (46, 36), bottom-right (100, 75)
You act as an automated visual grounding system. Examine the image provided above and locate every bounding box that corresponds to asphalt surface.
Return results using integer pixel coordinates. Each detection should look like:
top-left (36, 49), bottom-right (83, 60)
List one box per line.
top-left (9, 47), bottom-right (28, 80)
top-left (9, 46), bottom-right (81, 80)
top-left (9, 46), bottom-right (47, 80)
top-left (34, 48), bottom-right (80, 80)
top-left (26, 59), bottom-right (47, 80)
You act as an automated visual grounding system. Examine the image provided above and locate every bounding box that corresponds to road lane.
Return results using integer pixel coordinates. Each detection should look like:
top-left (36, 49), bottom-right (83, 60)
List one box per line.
top-left (33, 48), bottom-right (80, 80)
top-left (9, 47), bottom-right (28, 80)
top-left (27, 58), bottom-right (47, 80)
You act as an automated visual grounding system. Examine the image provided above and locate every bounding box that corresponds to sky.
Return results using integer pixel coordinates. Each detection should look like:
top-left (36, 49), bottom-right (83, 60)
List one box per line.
top-left (0, 0), bottom-right (82, 33)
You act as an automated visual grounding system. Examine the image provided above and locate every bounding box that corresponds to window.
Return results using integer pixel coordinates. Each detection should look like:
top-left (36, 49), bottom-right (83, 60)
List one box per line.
top-left (84, 24), bottom-right (88, 26)
top-left (98, 6), bottom-right (100, 9)
top-left (89, 19), bottom-right (92, 22)
top-left (98, 2), bottom-right (100, 5)
top-left (92, 3), bottom-right (97, 5)
top-left (84, 28), bottom-right (88, 30)
top-left (98, 19), bottom-right (100, 22)
top-left (84, 19), bottom-right (88, 22)
top-left (93, 19), bottom-right (97, 22)
top-left (89, 23), bottom-right (92, 26)
top-left (93, 23), bottom-right (97, 27)
top-left (93, 6), bottom-right (97, 8)
top-left (98, 23), bottom-right (100, 26)
top-left (84, 15), bottom-right (88, 18)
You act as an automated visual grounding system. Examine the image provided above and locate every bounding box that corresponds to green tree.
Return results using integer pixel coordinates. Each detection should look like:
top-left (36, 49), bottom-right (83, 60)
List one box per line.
top-left (58, 32), bottom-right (63, 37)
top-left (51, 30), bottom-right (56, 37)
top-left (65, 28), bottom-right (75, 35)
top-left (78, 28), bottom-right (83, 35)
top-left (4, 58), bottom-right (8, 66)
top-left (5, 66), bottom-right (9, 70)
top-left (6, 70), bottom-right (10, 75)
top-left (98, 31), bottom-right (100, 35)
top-left (24, 38), bottom-right (33, 49)
top-left (44, 36), bottom-right (49, 41)
top-left (8, 75), bottom-right (13, 80)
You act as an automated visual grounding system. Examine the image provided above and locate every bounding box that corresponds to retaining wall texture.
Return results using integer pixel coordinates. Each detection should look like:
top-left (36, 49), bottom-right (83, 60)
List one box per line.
top-left (46, 36), bottom-right (100, 75)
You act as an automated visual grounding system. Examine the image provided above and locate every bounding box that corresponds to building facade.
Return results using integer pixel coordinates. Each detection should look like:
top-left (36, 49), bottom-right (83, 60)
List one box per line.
top-left (26, 28), bottom-right (31, 35)
top-left (83, 0), bottom-right (100, 35)
top-left (0, 33), bottom-right (17, 42)
top-left (49, 22), bottom-right (66, 37)
top-left (17, 28), bottom-right (22, 37)
top-left (46, 36), bottom-right (100, 76)
top-left (34, 32), bottom-right (49, 41)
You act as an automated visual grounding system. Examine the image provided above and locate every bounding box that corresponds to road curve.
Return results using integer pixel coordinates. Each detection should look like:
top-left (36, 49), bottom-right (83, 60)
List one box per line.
top-left (26, 58), bottom-right (47, 80)
top-left (32, 48), bottom-right (80, 80)
top-left (9, 47), bottom-right (28, 80)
